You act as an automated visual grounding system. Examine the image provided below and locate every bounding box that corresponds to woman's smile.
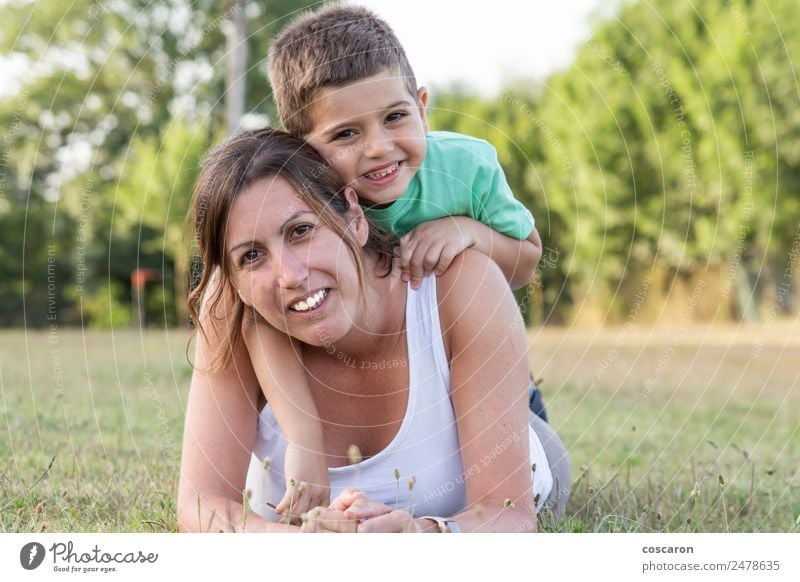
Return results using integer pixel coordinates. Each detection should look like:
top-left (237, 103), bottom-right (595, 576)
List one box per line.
top-left (287, 287), bottom-right (330, 314)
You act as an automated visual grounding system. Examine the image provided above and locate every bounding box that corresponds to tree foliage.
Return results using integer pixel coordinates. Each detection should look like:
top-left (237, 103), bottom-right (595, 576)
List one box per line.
top-left (0, 0), bottom-right (321, 327)
top-left (430, 0), bottom-right (799, 323)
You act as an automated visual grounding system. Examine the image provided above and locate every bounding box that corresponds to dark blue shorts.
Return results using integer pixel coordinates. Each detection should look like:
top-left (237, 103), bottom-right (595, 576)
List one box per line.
top-left (528, 381), bottom-right (549, 423)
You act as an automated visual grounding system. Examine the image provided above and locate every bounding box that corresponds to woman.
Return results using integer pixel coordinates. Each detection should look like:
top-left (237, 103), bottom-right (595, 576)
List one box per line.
top-left (177, 128), bottom-right (570, 533)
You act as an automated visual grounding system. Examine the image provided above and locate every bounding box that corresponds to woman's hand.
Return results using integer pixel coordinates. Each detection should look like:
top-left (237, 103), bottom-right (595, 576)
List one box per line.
top-left (347, 498), bottom-right (428, 533)
top-left (298, 488), bottom-right (369, 533)
top-left (301, 488), bottom-right (429, 532)
top-left (299, 507), bottom-right (359, 533)
top-left (331, 489), bottom-right (429, 533)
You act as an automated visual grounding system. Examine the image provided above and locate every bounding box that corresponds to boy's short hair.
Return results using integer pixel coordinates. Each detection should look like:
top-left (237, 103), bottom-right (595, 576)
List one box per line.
top-left (268, 3), bottom-right (418, 136)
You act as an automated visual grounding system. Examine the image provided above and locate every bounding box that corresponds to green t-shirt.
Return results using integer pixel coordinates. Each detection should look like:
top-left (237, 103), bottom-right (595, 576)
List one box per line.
top-left (363, 131), bottom-right (535, 239)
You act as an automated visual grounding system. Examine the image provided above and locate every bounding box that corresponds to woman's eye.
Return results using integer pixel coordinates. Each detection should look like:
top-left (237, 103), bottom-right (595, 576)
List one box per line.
top-left (386, 111), bottom-right (408, 123)
top-left (240, 249), bottom-right (261, 265)
top-left (291, 224), bottom-right (313, 239)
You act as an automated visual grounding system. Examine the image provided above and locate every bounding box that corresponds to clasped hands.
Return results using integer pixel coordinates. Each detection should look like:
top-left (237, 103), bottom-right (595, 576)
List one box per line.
top-left (300, 487), bottom-right (427, 533)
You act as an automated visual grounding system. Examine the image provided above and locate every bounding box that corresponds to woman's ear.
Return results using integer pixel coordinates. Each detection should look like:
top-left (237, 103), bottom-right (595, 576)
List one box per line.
top-left (343, 186), bottom-right (370, 246)
top-left (237, 287), bottom-right (252, 308)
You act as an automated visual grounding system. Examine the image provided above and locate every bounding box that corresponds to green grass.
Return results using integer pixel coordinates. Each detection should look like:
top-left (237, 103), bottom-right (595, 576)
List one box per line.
top-left (1, 325), bottom-right (798, 532)
top-left (532, 323), bottom-right (800, 532)
top-left (1, 329), bottom-right (191, 532)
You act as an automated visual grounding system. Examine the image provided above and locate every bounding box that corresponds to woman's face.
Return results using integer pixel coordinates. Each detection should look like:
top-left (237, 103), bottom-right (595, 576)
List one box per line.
top-left (225, 176), bottom-right (369, 348)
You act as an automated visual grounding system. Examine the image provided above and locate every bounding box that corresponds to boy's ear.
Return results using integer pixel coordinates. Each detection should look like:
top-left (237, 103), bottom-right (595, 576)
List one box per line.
top-left (343, 186), bottom-right (370, 246)
top-left (417, 86), bottom-right (429, 132)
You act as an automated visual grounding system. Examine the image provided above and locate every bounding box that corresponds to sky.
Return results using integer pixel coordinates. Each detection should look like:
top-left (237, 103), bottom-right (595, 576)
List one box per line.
top-left (355, 0), bottom-right (609, 95)
top-left (0, 0), bottom-right (609, 100)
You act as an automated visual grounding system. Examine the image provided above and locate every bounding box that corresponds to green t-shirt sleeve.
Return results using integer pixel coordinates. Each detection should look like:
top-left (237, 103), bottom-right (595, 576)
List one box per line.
top-left (470, 140), bottom-right (535, 241)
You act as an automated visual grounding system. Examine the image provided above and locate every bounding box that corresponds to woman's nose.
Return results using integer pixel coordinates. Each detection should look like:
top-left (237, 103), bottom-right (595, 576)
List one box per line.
top-left (276, 249), bottom-right (308, 288)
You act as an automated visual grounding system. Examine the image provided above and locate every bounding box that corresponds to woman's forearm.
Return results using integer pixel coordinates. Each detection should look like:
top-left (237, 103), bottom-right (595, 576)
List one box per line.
top-left (421, 503), bottom-right (537, 533)
top-left (178, 492), bottom-right (300, 533)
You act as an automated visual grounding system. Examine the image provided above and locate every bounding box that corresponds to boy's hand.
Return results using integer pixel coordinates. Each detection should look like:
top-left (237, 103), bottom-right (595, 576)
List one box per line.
top-left (399, 217), bottom-right (475, 290)
top-left (275, 443), bottom-right (331, 525)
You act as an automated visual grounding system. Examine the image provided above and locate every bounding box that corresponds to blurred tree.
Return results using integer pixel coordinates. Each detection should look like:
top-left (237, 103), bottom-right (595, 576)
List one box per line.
top-left (0, 0), bottom-right (322, 327)
top-left (113, 118), bottom-right (211, 325)
top-left (431, 0), bottom-right (799, 324)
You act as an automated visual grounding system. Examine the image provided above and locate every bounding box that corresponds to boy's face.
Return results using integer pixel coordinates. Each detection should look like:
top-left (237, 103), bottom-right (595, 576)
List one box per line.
top-left (305, 68), bottom-right (428, 206)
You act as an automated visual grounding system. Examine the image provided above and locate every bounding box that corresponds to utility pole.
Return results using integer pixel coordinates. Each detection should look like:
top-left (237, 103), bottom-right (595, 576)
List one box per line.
top-left (225, 0), bottom-right (247, 135)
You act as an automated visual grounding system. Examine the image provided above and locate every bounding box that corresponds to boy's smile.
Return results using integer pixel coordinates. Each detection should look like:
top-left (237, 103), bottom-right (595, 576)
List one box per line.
top-left (305, 68), bottom-right (428, 206)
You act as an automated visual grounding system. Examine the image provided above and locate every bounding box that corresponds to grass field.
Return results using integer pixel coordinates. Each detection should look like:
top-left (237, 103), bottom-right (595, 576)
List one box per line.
top-left (1, 324), bottom-right (798, 533)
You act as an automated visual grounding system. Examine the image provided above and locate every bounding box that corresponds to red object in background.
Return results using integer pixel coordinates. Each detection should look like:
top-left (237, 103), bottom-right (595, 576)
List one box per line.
top-left (131, 268), bottom-right (158, 290)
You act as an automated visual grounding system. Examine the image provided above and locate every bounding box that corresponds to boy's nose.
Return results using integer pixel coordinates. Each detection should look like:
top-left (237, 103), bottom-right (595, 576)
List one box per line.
top-left (364, 134), bottom-right (392, 159)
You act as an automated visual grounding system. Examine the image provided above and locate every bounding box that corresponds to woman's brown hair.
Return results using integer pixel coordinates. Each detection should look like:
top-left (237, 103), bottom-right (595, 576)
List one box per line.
top-left (188, 127), bottom-right (396, 372)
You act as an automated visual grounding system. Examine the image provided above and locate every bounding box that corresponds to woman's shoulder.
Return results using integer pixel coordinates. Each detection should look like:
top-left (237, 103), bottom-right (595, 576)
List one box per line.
top-left (435, 250), bottom-right (517, 330)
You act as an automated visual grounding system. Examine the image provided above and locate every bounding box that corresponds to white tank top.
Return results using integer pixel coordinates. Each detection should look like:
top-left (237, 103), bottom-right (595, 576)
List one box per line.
top-left (245, 276), bottom-right (552, 521)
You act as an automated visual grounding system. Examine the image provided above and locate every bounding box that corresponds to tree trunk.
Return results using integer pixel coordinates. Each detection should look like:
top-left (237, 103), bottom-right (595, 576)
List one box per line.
top-left (225, 0), bottom-right (248, 135)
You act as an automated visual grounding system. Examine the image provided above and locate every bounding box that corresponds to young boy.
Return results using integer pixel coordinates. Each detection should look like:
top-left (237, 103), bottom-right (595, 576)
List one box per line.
top-left (243, 4), bottom-right (545, 523)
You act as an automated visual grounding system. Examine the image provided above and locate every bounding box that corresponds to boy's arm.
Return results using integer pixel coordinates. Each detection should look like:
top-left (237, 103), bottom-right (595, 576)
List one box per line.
top-left (399, 217), bottom-right (542, 290)
top-left (241, 315), bottom-right (329, 516)
top-left (455, 218), bottom-right (542, 290)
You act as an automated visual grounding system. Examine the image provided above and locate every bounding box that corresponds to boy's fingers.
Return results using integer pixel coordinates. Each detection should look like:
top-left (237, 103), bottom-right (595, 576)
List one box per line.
top-left (274, 490), bottom-right (292, 514)
top-left (422, 244), bottom-right (444, 274)
top-left (408, 253), bottom-right (426, 289)
top-left (276, 478), bottom-right (307, 513)
top-left (399, 236), bottom-right (415, 265)
top-left (436, 246), bottom-right (460, 275)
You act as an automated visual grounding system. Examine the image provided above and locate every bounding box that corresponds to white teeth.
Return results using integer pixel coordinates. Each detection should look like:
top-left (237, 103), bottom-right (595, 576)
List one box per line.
top-left (291, 289), bottom-right (328, 312)
top-left (367, 163), bottom-right (398, 179)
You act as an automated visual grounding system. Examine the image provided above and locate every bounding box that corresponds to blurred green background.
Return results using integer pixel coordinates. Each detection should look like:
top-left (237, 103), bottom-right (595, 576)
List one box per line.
top-left (2, 0), bottom-right (798, 329)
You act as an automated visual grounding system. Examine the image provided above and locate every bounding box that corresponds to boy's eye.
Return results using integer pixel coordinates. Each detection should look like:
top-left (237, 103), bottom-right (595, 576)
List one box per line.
top-left (333, 129), bottom-right (356, 141)
top-left (386, 111), bottom-right (408, 123)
